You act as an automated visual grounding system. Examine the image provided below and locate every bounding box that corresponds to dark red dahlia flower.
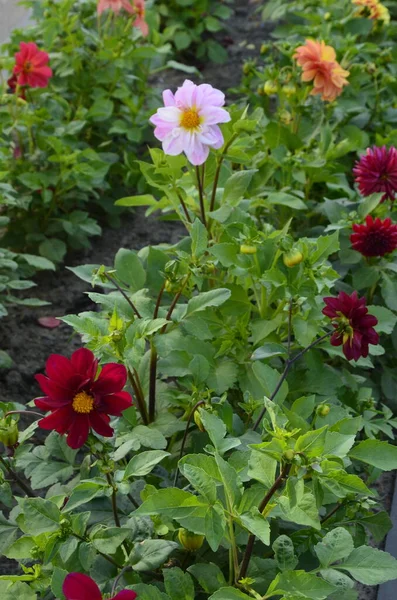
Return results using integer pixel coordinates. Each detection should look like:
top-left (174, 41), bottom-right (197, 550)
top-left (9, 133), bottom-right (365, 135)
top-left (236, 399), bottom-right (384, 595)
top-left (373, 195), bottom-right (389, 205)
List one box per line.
top-left (35, 348), bottom-right (132, 449)
top-left (63, 572), bottom-right (137, 600)
top-left (322, 291), bottom-right (379, 361)
top-left (13, 42), bottom-right (52, 89)
top-left (351, 215), bottom-right (397, 257)
top-left (353, 146), bottom-right (397, 202)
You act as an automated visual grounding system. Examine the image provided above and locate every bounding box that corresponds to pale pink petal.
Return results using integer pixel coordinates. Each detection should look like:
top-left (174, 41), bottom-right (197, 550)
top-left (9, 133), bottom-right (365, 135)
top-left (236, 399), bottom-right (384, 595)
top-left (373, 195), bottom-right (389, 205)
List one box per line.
top-left (162, 129), bottom-right (185, 156)
top-left (199, 125), bottom-right (224, 149)
top-left (153, 106), bottom-right (181, 124)
top-left (153, 124), bottom-right (176, 141)
top-left (183, 132), bottom-right (209, 165)
top-left (174, 80), bottom-right (196, 109)
top-left (163, 90), bottom-right (175, 107)
top-left (195, 83), bottom-right (226, 108)
top-left (199, 106), bottom-right (231, 125)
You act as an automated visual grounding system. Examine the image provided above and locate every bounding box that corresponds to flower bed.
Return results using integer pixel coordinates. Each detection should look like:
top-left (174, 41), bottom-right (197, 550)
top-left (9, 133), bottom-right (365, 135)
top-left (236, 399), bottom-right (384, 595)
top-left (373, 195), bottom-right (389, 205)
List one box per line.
top-left (1, 1), bottom-right (397, 600)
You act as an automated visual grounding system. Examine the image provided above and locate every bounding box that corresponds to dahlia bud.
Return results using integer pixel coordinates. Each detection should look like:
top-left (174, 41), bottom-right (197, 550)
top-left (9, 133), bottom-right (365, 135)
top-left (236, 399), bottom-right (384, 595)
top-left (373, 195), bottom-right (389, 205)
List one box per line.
top-left (279, 109), bottom-right (293, 125)
top-left (282, 83), bottom-right (297, 97)
top-left (260, 43), bottom-right (270, 55)
top-left (178, 528), bottom-right (205, 551)
top-left (324, 11), bottom-right (331, 20)
top-left (165, 279), bottom-right (179, 293)
top-left (240, 244), bottom-right (257, 255)
top-left (283, 449), bottom-right (295, 462)
top-left (194, 410), bottom-right (205, 432)
top-left (0, 418), bottom-right (19, 449)
top-left (264, 80), bottom-right (278, 95)
top-left (283, 249), bottom-right (303, 267)
top-left (316, 404), bottom-right (331, 417)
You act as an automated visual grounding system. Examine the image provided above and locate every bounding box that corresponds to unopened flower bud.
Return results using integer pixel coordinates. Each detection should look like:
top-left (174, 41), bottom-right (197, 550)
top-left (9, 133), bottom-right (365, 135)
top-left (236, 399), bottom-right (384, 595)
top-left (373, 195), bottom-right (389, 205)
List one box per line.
top-left (282, 83), bottom-right (297, 98)
top-left (316, 404), bottom-right (331, 417)
top-left (279, 109), bottom-right (293, 125)
top-left (264, 80), bottom-right (278, 96)
top-left (178, 528), bottom-right (205, 551)
top-left (194, 410), bottom-right (205, 432)
top-left (0, 418), bottom-right (19, 449)
top-left (240, 244), bottom-right (257, 255)
top-left (324, 11), bottom-right (331, 20)
top-left (260, 44), bottom-right (270, 55)
top-left (283, 449), bottom-right (295, 462)
top-left (283, 249), bottom-right (303, 267)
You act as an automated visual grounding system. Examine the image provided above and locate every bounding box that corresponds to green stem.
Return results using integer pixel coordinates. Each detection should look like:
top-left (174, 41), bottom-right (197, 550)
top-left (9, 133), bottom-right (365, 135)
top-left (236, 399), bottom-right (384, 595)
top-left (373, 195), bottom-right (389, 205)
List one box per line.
top-left (106, 473), bottom-right (121, 528)
top-left (173, 400), bottom-right (205, 487)
top-left (209, 133), bottom-right (238, 212)
top-left (104, 273), bottom-right (142, 319)
top-left (128, 370), bottom-right (149, 425)
top-left (196, 165), bottom-right (207, 226)
top-left (0, 455), bottom-right (36, 497)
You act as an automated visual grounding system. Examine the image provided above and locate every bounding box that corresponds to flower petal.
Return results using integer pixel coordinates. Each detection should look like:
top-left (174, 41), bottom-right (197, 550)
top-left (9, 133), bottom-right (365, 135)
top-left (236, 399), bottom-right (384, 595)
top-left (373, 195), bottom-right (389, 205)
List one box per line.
top-left (92, 363), bottom-right (127, 394)
top-left (63, 572), bottom-right (102, 600)
top-left (89, 411), bottom-right (114, 438)
top-left (66, 414), bottom-right (90, 449)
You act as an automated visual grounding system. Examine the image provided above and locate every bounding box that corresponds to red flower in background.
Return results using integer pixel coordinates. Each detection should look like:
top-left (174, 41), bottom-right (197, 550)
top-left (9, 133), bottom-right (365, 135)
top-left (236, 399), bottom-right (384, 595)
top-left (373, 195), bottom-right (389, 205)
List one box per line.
top-left (63, 572), bottom-right (137, 600)
top-left (132, 0), bottom-right (149, 36)
top-left (13, 42), bottom-right (52, 88)
top-left (35, 348), bottom-right (132, 449)
top-left (353, 146), bottom-right (397, 202)
top-left (97, 0), bottom-right (134, 15)
top-left (322, 291), bottom-right (379, 361)
top-left (351, 215), bottom-right (397, 257)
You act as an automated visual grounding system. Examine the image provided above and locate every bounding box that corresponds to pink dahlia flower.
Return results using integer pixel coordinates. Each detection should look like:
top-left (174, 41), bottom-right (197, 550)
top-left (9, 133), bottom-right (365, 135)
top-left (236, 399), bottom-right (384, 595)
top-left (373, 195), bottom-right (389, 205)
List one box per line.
top-left (149, 79), bottom-right (231, 165)
top-left (63, 572), bottom-right (137, 600)
top-left (13, 42), bottom-right (52, 89)
top-left (353, 146), bottom-right (397, 202)
top-left (132, 0), bottom-right (149, 36)
top-left (97, 0), bottom-right (134, 15)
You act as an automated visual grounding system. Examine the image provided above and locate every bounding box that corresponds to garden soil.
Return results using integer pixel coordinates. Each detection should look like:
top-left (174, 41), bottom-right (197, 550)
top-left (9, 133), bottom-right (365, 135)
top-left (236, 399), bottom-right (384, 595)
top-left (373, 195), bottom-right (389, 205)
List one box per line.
top-left (0, 2), bottom-right (394, 599)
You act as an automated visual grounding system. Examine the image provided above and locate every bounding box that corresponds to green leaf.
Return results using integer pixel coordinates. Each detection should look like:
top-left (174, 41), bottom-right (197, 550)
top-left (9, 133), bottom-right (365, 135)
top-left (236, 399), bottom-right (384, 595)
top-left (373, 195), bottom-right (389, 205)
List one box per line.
top-left (92, 527), bottom-right (130, 553)
top-left (0, 581), bottom-right (38, 600)
top-left (4, 536), bottom-right (35, 560)
top-left (182, 464), bottom-right (217, 504)
top-left (64, 481), bottom-right (106, 512)
top-left (267, 571), bottom-right (336, 599)
top-left (209, 588), bottom-right (253, 600)
top-left (367, 305), bottom-right (397, 334)
top-left (248, 450), bottom-right (277, 489)
top-left (315, 528), bottom-right (354, 567)
top-left (358, 511), bottom-right (392, 543)
top-left (272, 535), bottom-right (298, 571)
top-left (278, 488), bottom-right (321, 530)
top-left (186, 289), bottom-right (231, 316)
top-left (191, 219), bottom-right (208, 258)
top-left (130, 539), bottom-right (178, 571)
top-left (266, 191), bottom-right (307, 210)
top-left (51, 567), bottom-right (68, 600)
top-left (240, 510), bottom-right (270, 545)
top-left (23, 498), bottom-right (61, 535)
top-left (205, 503), bottom-right (227, 551)
top-left (135, 488), bottom-right (208, 521)
top-left (207, 360), bottom-right (238, 395)
top-left (357, 193), bottom-right (383, 218)
top-left (163, 567), bottom-right (194, 600)
top-left (295, 426), bottom-right (328, 458)
top-left (381, 273), bottom-right (397, 311)
top-left (189, 354), bottom-right (210, 384)
top-left (320, 569), bottom-right (355, 591)
top-left (114, 248), bottom-right (146, 291)
top-left (22, 254), bottom-right (55, 271)
top-left (222, 170), bottom-right (257, 206)
top-left (310, 232), bottom-right (339, 265)
top-left (338, 546), bottom-right (397, 585)
top-left (188, 563), bottom-right (227, 594)
top-left (115, 194), bottom-right (157, 207)
top-left (251, 343), bottom-right (287, 361)
top-left (124, 450), bottom-right (170, 478)
top-left (349, 439), bottom-right (397, 471)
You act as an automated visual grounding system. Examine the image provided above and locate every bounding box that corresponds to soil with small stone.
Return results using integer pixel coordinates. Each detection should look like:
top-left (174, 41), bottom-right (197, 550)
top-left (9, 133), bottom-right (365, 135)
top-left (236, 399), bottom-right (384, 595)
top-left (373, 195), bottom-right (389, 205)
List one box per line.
top-left (0, 3), bottom-right (394, 599)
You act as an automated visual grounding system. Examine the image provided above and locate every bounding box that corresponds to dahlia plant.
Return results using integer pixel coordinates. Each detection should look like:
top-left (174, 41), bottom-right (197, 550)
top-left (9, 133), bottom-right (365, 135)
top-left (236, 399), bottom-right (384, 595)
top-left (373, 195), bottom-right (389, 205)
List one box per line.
top-left (1, 80), bottom-right (397, 599)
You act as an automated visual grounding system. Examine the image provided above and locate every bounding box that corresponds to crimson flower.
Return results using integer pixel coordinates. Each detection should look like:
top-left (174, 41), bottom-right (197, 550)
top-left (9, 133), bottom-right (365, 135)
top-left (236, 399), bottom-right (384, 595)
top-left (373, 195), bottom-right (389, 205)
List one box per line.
top-left (35, 348), bottom-right (132, 449)
top-left (63, 572), bottom-right (137, 600)
top-left (322, 291), bottom-right (379, 361)
top-left (13, 42), bottom-right (52, 88)
top-left (353, 146), bottom-right (397, 202)
top-left (351, 215), bottom-right (397, 257)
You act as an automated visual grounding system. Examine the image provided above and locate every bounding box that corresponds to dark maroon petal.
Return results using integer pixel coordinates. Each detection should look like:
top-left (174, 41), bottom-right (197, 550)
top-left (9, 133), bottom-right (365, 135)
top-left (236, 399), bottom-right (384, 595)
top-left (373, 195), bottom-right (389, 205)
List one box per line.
top-left (89, 411), bottom-right (114, 438)
top-left (70, 348), bottom-right (98, 380)
top-left (92, 363), bottom-right (127, 394)
top-left (101, 392), bottom-right (133, 416)
top-left (66, 414), bottom-right (90, 449)
top-left (38, 406), bottom-right (74, 434)
top-left (112, 591), bottom-right (138, 600)
top-left (34, 396), bottom-right (68, 410)
top-left (35, 374), bottom-right (74, 403)
top-left (330, 332), bottom-right (342, 347)
top-left (45, 354), bottom-right (76, 387)
top-left (63, 572), bottom-right (102, 600)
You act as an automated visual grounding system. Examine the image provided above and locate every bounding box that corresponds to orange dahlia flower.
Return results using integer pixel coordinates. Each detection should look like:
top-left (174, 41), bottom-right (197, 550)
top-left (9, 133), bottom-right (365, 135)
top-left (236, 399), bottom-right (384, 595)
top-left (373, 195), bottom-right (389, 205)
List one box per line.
top-left (352, 0), bottom-right (390, 24)
top-left (294, 39), bottom-right (349, 102)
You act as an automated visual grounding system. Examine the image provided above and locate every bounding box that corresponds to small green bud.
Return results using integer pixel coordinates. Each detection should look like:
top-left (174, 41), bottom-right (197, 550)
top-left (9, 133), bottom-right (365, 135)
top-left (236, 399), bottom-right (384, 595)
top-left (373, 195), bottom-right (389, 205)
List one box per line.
top-left (178, 528), bottom-right (205, 551)
top-left (0, 418), bottom-right (19, 448)
top-left (260, 43), bottom-right (270, 55)
top-left (194, 410), bottom-right (205, 432)
top-left (282, 83), bottom-right (297, 98)
top-left (283, 249), bottom-right (304, 267)
top-left (240, 244), bottom-right (257, 255)
top-left (283, 449), bottom-right (295, 462)
top-left (317, 404), bottom-right (331, 417)
top-left (264, 80), bottom-right (278, 96)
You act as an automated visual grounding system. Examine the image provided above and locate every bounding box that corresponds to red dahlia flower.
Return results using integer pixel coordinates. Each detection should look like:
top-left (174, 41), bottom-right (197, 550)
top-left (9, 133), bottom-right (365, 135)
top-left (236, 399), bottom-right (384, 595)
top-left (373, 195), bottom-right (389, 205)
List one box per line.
top-left (322, 291), bottom-right (379, 361)
top-left (35, 348), bottom-right (132, 449)
top-left (63, 572), bottom-right (137, 600)
top-left (353, 146), bottom-right (397, 202)
top-left (13, 42), bottom-right (52, 89)
top-left (351, 215), bottom-right (397, 257)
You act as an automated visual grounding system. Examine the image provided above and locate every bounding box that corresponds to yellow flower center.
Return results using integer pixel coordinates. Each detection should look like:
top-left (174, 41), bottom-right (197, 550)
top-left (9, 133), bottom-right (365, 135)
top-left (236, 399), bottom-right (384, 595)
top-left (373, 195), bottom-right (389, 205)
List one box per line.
top-left (180, 108), bottom-right (201, 130)
top-left (72, 391), bottom-right (94, 414)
